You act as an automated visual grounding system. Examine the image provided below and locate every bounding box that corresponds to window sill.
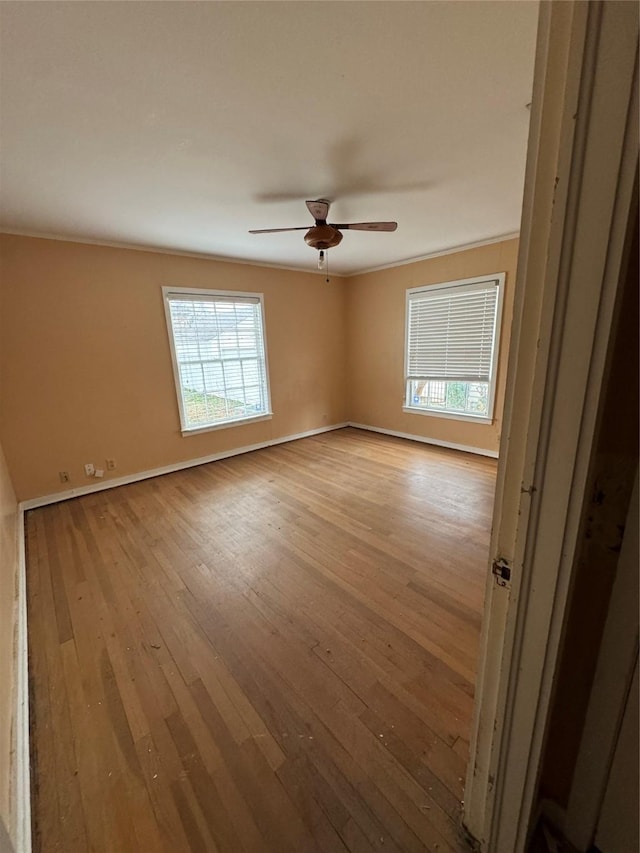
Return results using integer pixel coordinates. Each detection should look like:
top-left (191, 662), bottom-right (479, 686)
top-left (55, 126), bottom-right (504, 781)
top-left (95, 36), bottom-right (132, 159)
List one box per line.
top-left (403, 406), bottom-right (493, 425)
top-left (181, 412), bottom-right (273, 436)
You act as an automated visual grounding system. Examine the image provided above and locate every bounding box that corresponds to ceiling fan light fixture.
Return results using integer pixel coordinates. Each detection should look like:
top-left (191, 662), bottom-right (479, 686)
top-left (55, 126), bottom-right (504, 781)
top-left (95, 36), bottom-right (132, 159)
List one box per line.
top-left (304, 224), bottom-right (343, 250)
top-left (318, 249), bottom-right (326, 270)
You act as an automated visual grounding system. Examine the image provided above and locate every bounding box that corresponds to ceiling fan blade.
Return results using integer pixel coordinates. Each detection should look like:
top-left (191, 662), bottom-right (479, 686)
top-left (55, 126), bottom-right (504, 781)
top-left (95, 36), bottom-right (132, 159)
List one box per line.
top-left (306, 199), bottom-right (330, 221)
top-left (331, 221), bottom-right (398, 232)
top-left (248, 226), bottom-right (310, 234)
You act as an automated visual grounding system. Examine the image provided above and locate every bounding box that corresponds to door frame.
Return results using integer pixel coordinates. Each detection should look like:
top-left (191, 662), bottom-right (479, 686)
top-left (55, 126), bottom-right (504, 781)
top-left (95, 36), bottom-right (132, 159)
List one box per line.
top-left (463, 2), bottom-right (639, 850)
top-left (564, 473), bottom-right (639, 850)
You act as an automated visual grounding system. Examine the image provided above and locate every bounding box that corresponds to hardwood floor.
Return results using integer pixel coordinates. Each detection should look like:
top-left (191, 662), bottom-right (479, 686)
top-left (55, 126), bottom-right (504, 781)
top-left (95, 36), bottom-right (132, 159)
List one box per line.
top-left (26, 427), bottom-right (497, 852)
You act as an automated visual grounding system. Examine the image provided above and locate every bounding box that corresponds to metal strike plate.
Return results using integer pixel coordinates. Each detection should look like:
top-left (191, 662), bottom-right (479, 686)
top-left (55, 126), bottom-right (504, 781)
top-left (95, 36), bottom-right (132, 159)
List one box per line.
top-left (492, 558), bottom-right (512, 588)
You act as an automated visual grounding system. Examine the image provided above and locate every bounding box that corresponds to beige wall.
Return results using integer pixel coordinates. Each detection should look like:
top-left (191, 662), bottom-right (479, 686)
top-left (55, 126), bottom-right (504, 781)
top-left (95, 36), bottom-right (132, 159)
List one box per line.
top-left (0, 234), bottom-right (517, 502)
top-left (0, 235), bottom-right (348, 501)
top-left (345, 238), bottom-right (518, 453)
top-left (0, 440), bottom-right (18, 846)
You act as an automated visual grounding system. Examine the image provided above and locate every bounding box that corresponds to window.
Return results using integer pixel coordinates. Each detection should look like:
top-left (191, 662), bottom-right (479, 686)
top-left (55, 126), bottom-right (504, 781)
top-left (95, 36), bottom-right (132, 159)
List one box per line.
top-left (404, 274), bottom-right (504, 422)
top-left (163, 288), bottom-right (271, 434)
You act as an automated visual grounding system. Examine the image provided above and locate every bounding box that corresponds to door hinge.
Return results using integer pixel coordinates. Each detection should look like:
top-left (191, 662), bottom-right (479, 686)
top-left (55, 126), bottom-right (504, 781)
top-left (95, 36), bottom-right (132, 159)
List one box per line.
top-left (492, 557), bottom-right (512, 588)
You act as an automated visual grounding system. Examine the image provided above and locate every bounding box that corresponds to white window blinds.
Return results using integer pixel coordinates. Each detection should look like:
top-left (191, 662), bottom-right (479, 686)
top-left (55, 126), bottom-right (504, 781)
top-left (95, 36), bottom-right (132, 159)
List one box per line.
top-left (406, 279), bottom-right (500, 382)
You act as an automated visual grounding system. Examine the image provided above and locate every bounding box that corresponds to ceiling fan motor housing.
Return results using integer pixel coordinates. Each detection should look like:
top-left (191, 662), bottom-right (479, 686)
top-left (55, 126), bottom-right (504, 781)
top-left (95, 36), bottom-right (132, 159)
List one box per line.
top-left (304, 224), bottom-right (343, 250)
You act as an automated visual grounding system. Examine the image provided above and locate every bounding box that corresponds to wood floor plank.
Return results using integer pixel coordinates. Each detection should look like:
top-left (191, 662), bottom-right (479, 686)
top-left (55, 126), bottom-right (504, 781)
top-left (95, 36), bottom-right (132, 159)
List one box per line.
top-left (27, 427), bottom-right (495, 851)
top-left (190, 678), bottom-right (321, 853)
top-left (178, 584), bottom-right (406, 851)
top-left (141, 717), bottom-right (221, 852)
top-left (27, 516), bottom-right (64, 853)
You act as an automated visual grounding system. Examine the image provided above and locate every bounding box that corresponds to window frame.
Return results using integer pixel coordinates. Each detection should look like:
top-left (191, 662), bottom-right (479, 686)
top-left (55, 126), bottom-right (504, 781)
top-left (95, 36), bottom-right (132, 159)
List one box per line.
top-left (162, 286), bottom-right (273, 436)
top-left (403, 273), bottom-right (505, 423)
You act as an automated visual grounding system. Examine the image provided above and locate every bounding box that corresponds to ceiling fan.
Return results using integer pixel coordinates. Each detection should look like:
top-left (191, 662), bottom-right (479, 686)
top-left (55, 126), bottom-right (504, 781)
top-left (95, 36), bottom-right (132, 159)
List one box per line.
top-left (249, 199), bottom-right (397, 270)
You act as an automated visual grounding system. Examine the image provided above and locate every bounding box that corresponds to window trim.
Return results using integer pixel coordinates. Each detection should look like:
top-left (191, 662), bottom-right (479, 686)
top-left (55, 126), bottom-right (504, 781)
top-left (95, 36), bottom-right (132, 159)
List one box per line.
top-left (162, 286), bottom-right (273, 436)
top-left (403, 273), bottom-right (505, 423)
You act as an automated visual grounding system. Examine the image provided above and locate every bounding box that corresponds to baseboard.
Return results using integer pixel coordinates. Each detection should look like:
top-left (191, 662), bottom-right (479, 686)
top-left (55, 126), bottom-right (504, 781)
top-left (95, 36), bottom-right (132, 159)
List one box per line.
top-left (15, 508), bottom-right (31, 853)
top-left (19, 421), bottom-right (497, 511)
top-left (347, 422), bottom-right (500, 458)
top-left (19, 422), bottom-right (349, 511)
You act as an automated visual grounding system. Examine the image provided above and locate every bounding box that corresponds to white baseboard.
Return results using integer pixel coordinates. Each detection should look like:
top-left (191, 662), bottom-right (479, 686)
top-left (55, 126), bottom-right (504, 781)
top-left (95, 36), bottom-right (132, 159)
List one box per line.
top-left (15, 509), bottom-right (31, 853)
top-left (19, 420), bottom-right (496, 512)
top-left (19, 422), bottom-right (349, 511)
top-left (347, 422), bottom-right (499, 458)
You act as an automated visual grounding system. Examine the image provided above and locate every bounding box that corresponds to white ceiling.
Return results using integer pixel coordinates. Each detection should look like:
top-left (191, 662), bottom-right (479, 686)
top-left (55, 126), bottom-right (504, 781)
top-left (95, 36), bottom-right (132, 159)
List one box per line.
top-left (0, 1), bottom-right (539, 276)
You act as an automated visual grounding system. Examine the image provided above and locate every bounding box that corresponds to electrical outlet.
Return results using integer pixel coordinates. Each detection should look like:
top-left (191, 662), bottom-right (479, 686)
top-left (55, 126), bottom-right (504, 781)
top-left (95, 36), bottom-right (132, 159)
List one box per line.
top-left (84, 463), bottom-right (95, 477)
top-left (106, 458), bottom-right (116, 471)
top-left (59, 471), bottom-right (70, 484)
